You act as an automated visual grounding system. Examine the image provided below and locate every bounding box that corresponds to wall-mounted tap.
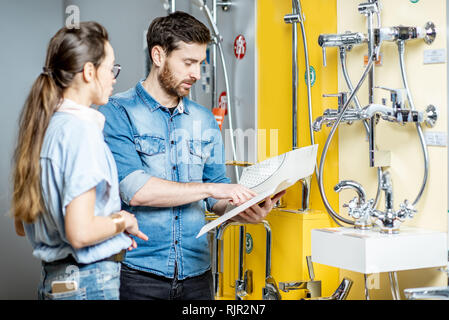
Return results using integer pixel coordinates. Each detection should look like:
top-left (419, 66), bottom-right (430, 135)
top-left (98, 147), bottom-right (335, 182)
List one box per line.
top-left (312, 92), bottom-right (361, 131)
top-left (374, 22), bottom-right (436, 46)
top-left (318, 32), bottom-right (366, 67)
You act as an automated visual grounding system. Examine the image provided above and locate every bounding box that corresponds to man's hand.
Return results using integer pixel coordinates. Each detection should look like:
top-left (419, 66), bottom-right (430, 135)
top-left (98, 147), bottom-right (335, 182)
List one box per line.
top-left (231, 190), bottom-right (286, 224)
top-left (208, 183), bottom-right (257, 206)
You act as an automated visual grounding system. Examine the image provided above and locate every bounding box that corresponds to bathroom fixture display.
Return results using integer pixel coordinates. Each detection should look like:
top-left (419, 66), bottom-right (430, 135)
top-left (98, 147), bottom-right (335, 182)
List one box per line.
top-left (312, 227), bottom-right (447, 299)
top-left (314, 0), bottom-right (438, 231)
top-left (197, 145), bottom-right (318, 238)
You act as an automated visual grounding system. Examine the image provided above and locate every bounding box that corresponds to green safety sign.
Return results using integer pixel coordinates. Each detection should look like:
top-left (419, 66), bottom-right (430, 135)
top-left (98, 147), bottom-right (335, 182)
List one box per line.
top-left (304, 66), bottom-right (316, 87)
top-left (245, 233), bottom-right (253, 254)
top-left (410, 0), bottom-right (419, 3)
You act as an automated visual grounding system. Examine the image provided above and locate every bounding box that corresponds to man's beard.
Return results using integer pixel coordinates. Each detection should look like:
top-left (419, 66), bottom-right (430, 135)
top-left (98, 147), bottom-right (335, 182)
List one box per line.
top-left (158, 62), bottom-right (195, 98)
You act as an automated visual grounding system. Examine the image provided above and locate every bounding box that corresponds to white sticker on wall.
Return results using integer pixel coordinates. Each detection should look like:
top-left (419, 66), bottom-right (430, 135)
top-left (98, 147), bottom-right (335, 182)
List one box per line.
top-left (423, 49), bottom-right (446, 65)
top-left (424, 131), bottom-right (447, 147)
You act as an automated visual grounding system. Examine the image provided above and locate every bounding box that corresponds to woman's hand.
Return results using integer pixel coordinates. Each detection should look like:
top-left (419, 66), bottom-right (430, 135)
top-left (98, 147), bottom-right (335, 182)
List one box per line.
top-left (119, 211), bottom-right (149, 251)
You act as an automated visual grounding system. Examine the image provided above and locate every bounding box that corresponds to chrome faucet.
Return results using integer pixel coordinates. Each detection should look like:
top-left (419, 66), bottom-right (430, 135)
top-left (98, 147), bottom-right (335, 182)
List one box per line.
top-left (335, 180), bottom-right (373, 230)
top-left (312, 92), bottom-right (361, 132)
top-left (371, 171), bottom-right (416, 234)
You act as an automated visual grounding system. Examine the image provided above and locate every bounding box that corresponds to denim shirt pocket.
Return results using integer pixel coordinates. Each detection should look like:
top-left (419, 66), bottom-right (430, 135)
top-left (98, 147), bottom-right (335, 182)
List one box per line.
top-left (134, 135), bottom-right (167, 179)
top-left (188, 139), bottom-right (213, 182)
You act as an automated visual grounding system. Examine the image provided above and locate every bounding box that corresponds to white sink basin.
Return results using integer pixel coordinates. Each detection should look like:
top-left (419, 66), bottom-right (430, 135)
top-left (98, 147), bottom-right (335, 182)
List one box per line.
top-left (312, 226), bottom-right (447, 274)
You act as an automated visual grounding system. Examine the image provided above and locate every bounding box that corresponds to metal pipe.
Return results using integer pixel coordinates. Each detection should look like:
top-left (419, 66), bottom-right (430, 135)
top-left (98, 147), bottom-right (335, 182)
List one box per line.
top-left (236, 225), bottom-right (245, 300)
top-left (212, 0), bottom-right (217, 120)
top-left (340, 47), bottom-right (382, 208)
top-left (364, 274), bottom-right (371, 300)
top-left (367, 1), bottom-right (377, 168)
top-left (297, 0), bottom-right (318, 183)
top-left (290, 1), bottom-right (299, 150)
top-left (192, 0), bottom-right (240, 182)
top-left (397, 40), bottom-right (429, 206)
top-left (318, 53), bottom-right (376, 226)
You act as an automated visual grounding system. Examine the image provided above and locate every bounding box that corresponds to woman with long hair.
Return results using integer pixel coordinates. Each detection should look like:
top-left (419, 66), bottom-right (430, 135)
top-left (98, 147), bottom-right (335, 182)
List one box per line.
top-left (11, 21), bottom-right (148, 300)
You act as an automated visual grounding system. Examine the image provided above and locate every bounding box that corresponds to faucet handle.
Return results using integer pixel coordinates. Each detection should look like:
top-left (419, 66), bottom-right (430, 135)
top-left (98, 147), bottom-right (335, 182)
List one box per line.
top-left (323, 92), bottom-right (348, 112)
top-left (376, 86), bottom-right (407, 107)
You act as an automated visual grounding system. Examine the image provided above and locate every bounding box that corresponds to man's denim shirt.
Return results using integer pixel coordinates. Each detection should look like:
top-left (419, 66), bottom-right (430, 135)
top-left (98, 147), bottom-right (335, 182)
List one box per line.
top-left (98, 81), bottom-right (230, 280)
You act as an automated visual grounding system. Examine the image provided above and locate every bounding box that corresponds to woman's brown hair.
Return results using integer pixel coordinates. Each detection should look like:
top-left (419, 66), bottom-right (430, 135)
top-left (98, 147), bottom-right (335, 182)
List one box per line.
top-left (12, 21), bottom-right (109, 224)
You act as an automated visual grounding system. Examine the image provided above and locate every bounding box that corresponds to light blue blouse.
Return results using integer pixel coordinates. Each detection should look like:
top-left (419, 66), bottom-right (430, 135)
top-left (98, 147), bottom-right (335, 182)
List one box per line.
top-left (24, 110), bottom-right (131, 264)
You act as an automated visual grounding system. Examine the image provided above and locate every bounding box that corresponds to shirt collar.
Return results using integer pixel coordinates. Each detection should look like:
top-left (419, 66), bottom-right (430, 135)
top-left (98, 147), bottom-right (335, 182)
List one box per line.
top-left (136, 80), bottom-right (190, 115)
top-left (57, 99), bottom-right (106, 130)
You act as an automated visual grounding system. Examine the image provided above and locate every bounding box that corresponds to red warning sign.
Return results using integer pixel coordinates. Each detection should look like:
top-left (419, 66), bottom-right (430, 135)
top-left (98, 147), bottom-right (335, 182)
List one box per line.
top-left (213, 91), bottom-right (228, 130)
top-left (218, 91), bottom-right (228, 112)
top-left (234, 34), bottom-right (247, 60)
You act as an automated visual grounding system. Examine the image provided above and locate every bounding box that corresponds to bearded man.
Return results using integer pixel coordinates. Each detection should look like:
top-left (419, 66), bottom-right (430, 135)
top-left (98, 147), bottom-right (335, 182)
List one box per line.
top-left (99, 11), bottom-right (283, 300)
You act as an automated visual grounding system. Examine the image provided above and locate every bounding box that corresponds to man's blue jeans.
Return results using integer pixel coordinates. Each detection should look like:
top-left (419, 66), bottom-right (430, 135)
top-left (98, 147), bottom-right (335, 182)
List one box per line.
top-left (119, 264), bottom-right (214, 300)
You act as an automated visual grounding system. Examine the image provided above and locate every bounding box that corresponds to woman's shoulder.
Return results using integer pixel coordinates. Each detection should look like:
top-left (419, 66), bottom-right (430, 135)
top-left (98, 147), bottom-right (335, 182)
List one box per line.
top-left (41, 112), bottom-right (103, 158)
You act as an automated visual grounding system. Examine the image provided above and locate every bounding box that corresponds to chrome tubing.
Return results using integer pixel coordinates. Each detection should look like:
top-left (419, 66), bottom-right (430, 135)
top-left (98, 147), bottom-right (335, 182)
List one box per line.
top-left (340, 47), bottom-right (382, 208)
top-left (388, 271), bottom-right (401, 300)
top-left (296, 0), bottom-right (316, 149)
top-left (217, 41), bottom-right (240, 183)
top-left (318, 53), bottom-right (376, 226)
top-left (397, 40), bottom-right (429, 206)
top-left (193, 0), bottom-right (240, 182)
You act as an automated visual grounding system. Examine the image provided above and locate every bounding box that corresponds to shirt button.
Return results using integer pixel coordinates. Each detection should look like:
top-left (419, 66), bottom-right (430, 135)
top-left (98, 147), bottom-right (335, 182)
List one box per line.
top-left (171, 140), bottom-right (174, 145)
top-left (175, 216), bottom-right (178, 220)
top-left (172, 165), bottom-right (176, 170)
top-left (175, 240), bottom-right (178, 245)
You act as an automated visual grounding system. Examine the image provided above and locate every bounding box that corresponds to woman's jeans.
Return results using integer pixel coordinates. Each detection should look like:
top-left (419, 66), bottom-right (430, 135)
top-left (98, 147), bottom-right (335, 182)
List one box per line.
top-left (38, 260), bottom-right (121, 300)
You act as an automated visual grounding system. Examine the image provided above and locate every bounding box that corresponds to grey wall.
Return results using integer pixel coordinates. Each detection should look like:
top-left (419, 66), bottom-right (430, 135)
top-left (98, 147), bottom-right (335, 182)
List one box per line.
top-left (0, 0), bottom-right (65, 299)
top-left (0, 0), bottom-right (171, 300)
top-left (0, 0), bottom-right (257, 299)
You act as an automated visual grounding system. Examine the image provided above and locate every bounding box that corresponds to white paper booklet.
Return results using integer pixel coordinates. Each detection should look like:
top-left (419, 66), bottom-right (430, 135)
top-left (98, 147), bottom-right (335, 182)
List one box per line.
top-left (196, 144), bottom-right (318, 238)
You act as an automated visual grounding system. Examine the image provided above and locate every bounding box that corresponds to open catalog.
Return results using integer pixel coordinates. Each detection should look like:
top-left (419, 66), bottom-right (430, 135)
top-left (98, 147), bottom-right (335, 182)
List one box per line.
top-left (196, 144), bottom-right (318, 238)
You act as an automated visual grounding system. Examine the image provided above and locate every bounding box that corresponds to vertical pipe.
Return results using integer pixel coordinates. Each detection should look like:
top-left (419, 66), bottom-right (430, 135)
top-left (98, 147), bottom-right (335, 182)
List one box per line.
top-left (236, 225), bottom-right (245, 300)
top-left (292, 0), bottom-right (298, 150)
top-left (170, 0), bottom-right (175, 13)
top-left (212, 0), bottom-right (217, 112)
top-left (367, 1), bottom-right (376, 168)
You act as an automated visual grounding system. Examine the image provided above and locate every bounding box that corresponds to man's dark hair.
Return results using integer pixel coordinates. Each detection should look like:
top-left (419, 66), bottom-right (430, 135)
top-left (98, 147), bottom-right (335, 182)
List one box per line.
top-left (146, 11), bottom-right (211, 63)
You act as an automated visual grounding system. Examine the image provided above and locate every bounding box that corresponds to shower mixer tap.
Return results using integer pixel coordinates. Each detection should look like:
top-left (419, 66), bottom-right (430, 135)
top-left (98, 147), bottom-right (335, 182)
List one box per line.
top-left (318, 32), bottom-right (366, 67)
top-left (374, 22), bottom-right (436, 46)
top-left (313, 92), bottom-right (364, 132)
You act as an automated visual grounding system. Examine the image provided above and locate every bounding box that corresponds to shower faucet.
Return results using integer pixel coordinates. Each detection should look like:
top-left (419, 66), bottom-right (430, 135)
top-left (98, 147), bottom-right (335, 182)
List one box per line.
top-left (313, 87), bottom-right (437, 132)
top-left (318, 32), bottom-right (366, 67)
top-left (312, 92), bottom-right (361, 131)
top-left (374, 22), bottom-right (436, 46)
